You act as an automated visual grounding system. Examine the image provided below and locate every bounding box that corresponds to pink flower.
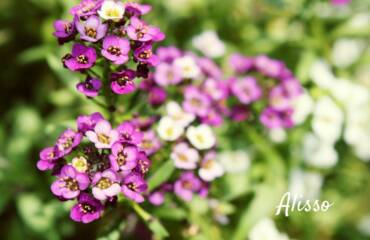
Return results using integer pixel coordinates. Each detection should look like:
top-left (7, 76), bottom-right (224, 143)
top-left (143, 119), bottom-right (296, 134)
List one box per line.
top-left (86, 120), bottom-right (119, 149)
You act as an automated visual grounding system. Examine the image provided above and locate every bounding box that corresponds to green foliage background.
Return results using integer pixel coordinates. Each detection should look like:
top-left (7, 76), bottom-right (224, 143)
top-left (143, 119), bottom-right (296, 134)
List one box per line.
top-left (0, 0), bottom-right (369, 239)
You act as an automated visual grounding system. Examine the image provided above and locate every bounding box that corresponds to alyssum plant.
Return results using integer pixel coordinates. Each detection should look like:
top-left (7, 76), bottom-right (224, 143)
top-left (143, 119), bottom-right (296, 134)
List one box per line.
top-left (38, 0), bottom-right (304, 237)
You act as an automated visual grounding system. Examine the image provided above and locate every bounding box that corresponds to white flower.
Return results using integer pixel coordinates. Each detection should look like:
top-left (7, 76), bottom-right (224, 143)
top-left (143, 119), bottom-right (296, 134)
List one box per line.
top-left (331, 38), bottom-right (365, 68)
top-left (171, 142), bottom-right (199, 170)
top-left (186, 124), bottom-right (216, 150)
top-left (344, 107), bottom-right (370, 145)
top-left (303, 133), bottom-right (338, 168)
top-left (166, 101), bottom-right (195, 127)
top-left (357, 215), bottom-right (370, 236)
top-left (199, 152), bottom-right (224, 182)
top-left (353, 141), bottom-right (370, 162)
top-left (330, 79), bottom-right (370, 110)
top-left (309, 59), bottom-right (335, 89)
top-left (217, 150), bottom-right (251, 173)
top-left (291, 92), bottom-right (314, 125)
top-left (71, 156), bottom-right (88, 173)
top-left (268, 128), bottom-right (287, 143)
top-left (289, 169), bottom-right (323, 200)
top-left (174, 56), bottom-right (201, 79)
top-left (249, 218), bottom-right (289, 240)
top-left (312, 97), bottom-right (343, 143)
top-left (192, 31), bottom-right (226, 58)
top-left (98, 0), bottom-right (125, 21)
top-left (157, 117), bottom-right (184, 141)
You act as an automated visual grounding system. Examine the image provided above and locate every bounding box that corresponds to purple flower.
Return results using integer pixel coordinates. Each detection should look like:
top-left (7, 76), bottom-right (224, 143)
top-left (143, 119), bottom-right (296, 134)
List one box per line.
top-left (198, 58), bottom-right (223, 79)
top-left (135, 151), bottom-right (151, 175)
top-left (124, 2), bottom-right (152, 16)
top-left (280, 78), bottom-right (303, 98)
top-left (139, 130), bottom-right (161, 156)
top-left (254, 55), bottom-right (284, 78)
top-left (53, 19), bottom-right (76, 44)
top-left (201, 109), bottom-right (223, 127)
top-left (122, 173), bottom-right (148, 203)
top-left (260, 107), bottom-right (294, 129)
top-left (231, 77), bottom-right (262, 105)
top-left (230, 105), bottom-right (250, 122)
top-left (86, 120), bottom-right (119, 149)
top-left (70, 193), bottom-right (104, 224)
top-left (157, 46), bottom-right (182, 63)
top-left (77, 112), bottom-right (104, 133)
top-left (229, 53), bottom-right (253, 73)
top-left (202, 78), bottom-right (228, 101)
top-left (269, 86), bottom-right (292, 110)
top-left (64, 43), bottom-right (97, 71)
top-left (76, 15), bottom-right (107, 42)
top-left (70, 0), bottom-right (103, 18)
top-left (110, 69), bottom-right (136, 95)
top-left (134, 43), bottom-right (160, 66)
top-left (109, 142), bottom-right (138, 172)
top-left (76, 76), bottom-right (102, 98)
top-left (174, 172), bottom-right (202, 202)
top-left (148, 191), bottom-right (165, 206)
top-left (154, 63), bottom-right (182, 86)
top-left (102, 35), bottom-right (130, 65)
top-left (92, 169), bottom-right (121, 200)
top-left (149, 87), bottom-right (167, 106)
top-left (51, 165), bottom-right (90, 199)
top-left (55, 129), bottom-right (82, 157)
top-left (36, 147), bottom-right (60, 171)
top-left (126, 17), bottom-right (165, 42)
top-left (116, 121), bottom-right (143, 144)
top-left (183, 86), bottom-right (211, 117)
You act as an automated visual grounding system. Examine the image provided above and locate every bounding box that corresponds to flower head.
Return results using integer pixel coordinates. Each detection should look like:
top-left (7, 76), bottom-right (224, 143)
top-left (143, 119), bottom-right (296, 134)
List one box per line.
top-left (110, 69), bottom-right (136, 94)
top-left (174, 56), bottom-right (201, 79)
top-left (76, 15), bottom-right (107, 42)
top-left (124, 2), bottom-right (152, 16)
top-left (116, 121), bottom-right (143, 144)
top-left (37, 147), bottom-right (61, 171)
top-left (70, 193), bottom-right (104, 224)
top-left (56, 129), bottom-right (83, 157)
top-left (154, 63), bottom-right (182, 86)
top-left (171, 142), bottom-right (199, 170)
top-left (51, 165), bottom-right (90, 199)
top-left (98, 0), bottom-right (125, 21)
top-left (139, 130), bottom-right (161, 156)
top-left (126, 17), bottom-right (165, 42)
top-left (157, 116), bottom-right (184, 141)
top-left (64, 43), bottom-right (97, 71)
top-left (186, 124), bottom-right (216, 150)
top-left (134, 43), bottom-right (160, 66)
top-left (77, 112), bottom-right (104, 133)
top-left (109, 142), bottom-right (138, 172)
top-left (174, 172), bottom-right (202, 201)
top-left (71, 156), bottom-right (89, 173)
top-left (86, 120), bottom-right (119, 149)
top-left (231, 77), bottom-right (262, 105)
top-left (102, 35), bottom-right (130, 65)
top-left (122, 173), bottom-right (148, 203)
top-left (166, 101), bottom-right (195, 127)
top-left (76, 76), bottom-right (102, 98)
top-left (183, 87), bottom-right (211, 117)
top-left (92, 169), bottom-right (121, 200)
top-left (53, 19), bottom-right (77, 44)
top-left (70, 0), bottom-right (103, 18)
top-left (198, 151), bottom-right (224, 182)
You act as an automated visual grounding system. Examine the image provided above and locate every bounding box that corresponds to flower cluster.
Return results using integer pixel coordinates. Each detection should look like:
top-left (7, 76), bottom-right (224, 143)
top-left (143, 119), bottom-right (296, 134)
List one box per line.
top-left (53, 0), bottom-right (165, 97)
top-left (228, 54), bottom-right (303, 129)
top-left (37, 113), bottom-right (154, 223)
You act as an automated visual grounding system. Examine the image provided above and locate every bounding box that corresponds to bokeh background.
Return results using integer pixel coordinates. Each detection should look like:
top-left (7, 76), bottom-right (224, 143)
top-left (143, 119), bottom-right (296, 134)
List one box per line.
top-left (0, 0), bottom-right (369, 239)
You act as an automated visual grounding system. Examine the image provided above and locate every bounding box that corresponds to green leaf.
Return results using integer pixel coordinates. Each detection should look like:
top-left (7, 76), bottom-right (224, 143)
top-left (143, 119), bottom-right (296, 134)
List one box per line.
top-left (148, 159), bottom-right (175, 192)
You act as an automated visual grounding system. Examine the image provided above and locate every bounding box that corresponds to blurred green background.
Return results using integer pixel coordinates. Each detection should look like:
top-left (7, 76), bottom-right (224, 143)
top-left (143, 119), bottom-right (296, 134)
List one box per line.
top-left (0, 0), bottom-right (369, 239)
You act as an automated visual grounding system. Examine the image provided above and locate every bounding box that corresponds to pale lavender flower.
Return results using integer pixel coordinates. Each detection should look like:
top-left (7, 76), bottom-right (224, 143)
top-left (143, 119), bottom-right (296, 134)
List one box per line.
top-left (86, 120), bottom-right (119, 149)
top-left (92, 169), bottom-right (121, 200)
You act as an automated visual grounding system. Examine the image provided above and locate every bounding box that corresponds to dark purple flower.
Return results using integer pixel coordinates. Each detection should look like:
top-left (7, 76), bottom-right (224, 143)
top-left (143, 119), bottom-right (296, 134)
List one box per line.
top-left (260, 107), bottom-right (294, 129)
top-left (76, 15), bottom-right (107, 42)
top-left (174, 172), bottom-right (202, 201)
top-left (134, 43), bottom-right (160, 66)
top-left (139, 130), bottom-right (161, 156)
top-left (149, 87), bottom-right (167, 106)
top-left (70, 193), bottom-right (104, 224)
top-left (64, 43), bottom-right (97, 71)
top-left (154, 63), bottom-right (182, 86)
top-left (157, 46), bottom-right (182, 63)
top-left (231, 77), bottom-right (262, 105)
top-left (183, 86), bottom-right (211, 117)
top-left (51, 165), bottom-right (90, 199)
top-left (126, 17), bottom-right (165, 42)
top-left (102, 35), bottom-right (130, 65)
top-left (55, 129), bottom-right (82, 157)
top-left (116, 121), bottom-right (143, 144)
top-left (70, 0), bottom-right (103, 18)
top-left (229, 53), bottom-right (253, 73)
top-left (124, 2), bottom-right (152, 16)
top-left (53, 19), bottom-right (77, 44)
top-left (76, 76), bottom-right (102, 97)
top-left (92, 169), bottom-right (121, 200)
top-left (77, 112), bottom-right (104, 133)
top-left (122, 173), bottom-right (148, 203)
top-left (230, 105), bottom-right (250, 122)
top-left (110, 69), bottom-right (136, 95)
top-left (36, 147), bottom-right (60, 171)
top-left (135, 151), bottom-right (151, 175)
top-left (109, 142), bottom-right (138, 172)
